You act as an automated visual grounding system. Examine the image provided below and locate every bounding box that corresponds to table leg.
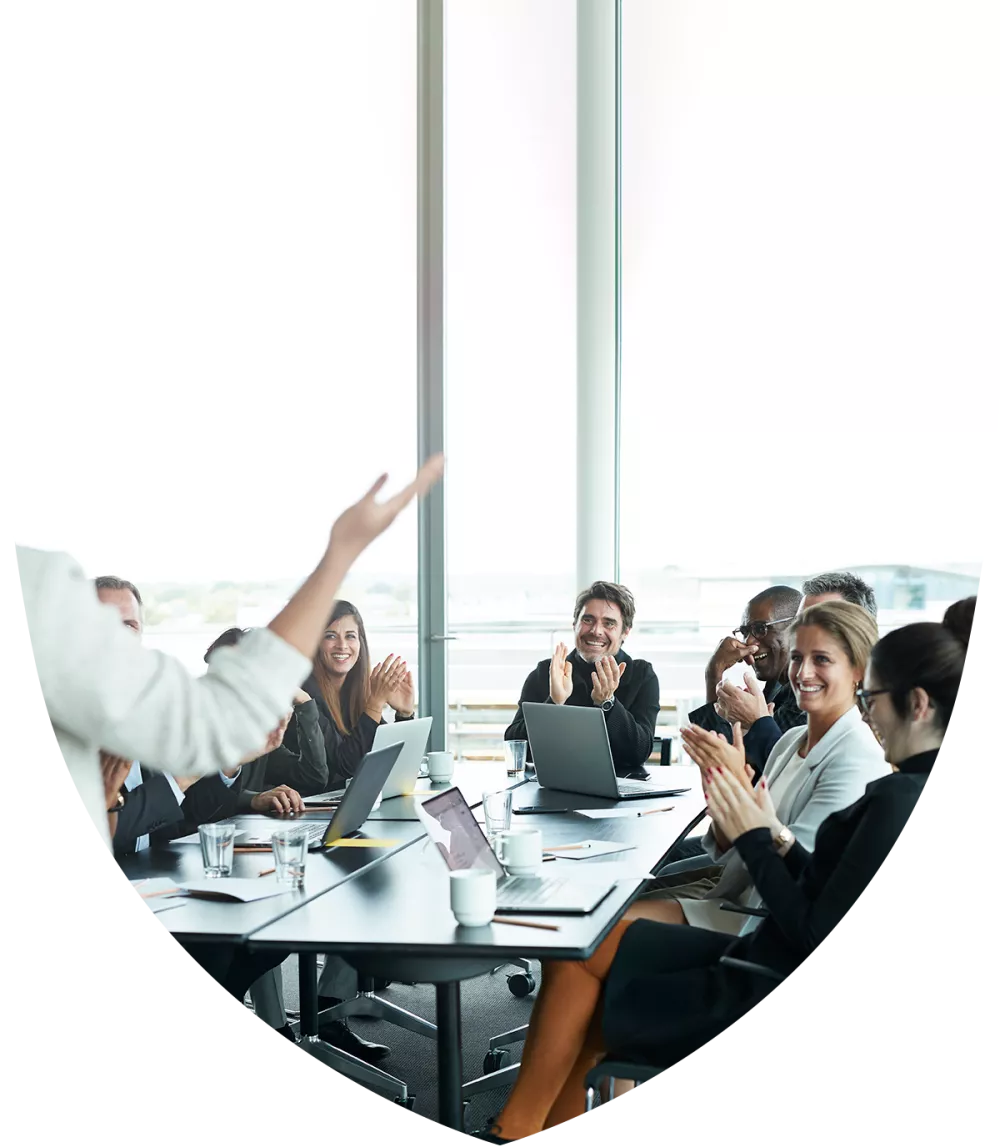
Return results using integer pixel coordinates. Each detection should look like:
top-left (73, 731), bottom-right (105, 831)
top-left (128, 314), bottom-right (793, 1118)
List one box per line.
top-left (298, 952), bottom-right (319, 1038)
top-left (436, 980), bottom-right (463, 1130)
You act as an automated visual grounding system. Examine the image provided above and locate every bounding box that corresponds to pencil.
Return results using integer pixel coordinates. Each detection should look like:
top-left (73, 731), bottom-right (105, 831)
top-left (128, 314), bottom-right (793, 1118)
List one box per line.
top-left (636, 805), bottom-right (675, 817)
top-left (544, 843), bottom-right (591, 851)
top-left (257, 867), bottom-right (276, 878)
top-left (140, 886), bottom-right (182, 900)
top-left (491, 916), bottom-right (561, 932)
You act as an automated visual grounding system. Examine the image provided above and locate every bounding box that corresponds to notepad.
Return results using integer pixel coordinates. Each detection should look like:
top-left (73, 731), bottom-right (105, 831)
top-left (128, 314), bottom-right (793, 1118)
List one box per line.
top-left (543, 839), bottom-right (635, 860)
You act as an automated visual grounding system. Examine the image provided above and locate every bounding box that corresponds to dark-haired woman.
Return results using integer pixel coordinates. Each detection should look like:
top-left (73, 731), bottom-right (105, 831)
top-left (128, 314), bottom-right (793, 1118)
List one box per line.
top-left (474, 599), bottom-right (973, 1141)
top-left (303, 601), bottom-right (414, 792)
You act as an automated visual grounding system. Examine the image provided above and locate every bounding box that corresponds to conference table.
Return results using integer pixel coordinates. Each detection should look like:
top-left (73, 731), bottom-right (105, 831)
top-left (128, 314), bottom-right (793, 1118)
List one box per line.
top-left (248, 763), bottom-right (704, 1128)
top-left (129, 760), bottom-right (705, 1129)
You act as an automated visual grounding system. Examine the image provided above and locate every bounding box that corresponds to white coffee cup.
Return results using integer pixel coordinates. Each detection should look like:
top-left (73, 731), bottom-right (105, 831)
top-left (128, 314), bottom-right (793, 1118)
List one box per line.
top-left (449, 868), bottom-right (496, 927)
top-left (427, 750), bottom-right (455, 782)
top-left (494, 827), bottom-right (543, 876)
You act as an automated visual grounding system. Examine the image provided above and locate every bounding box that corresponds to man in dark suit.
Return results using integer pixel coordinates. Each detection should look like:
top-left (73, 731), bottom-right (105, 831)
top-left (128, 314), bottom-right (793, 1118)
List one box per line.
top-left (505, 580), bottom-right (660, 775)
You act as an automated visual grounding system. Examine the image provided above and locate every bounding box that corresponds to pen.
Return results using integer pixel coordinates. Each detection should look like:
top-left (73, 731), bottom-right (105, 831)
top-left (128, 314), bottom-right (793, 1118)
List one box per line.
top-left (636, 805), bottom-right (675, 817)
top-left (544, 843), bottom-right (592, 851)
top-left (491, 916), bottom-right (561, 932)
top-left (257, 867), bottom-right (276, 878)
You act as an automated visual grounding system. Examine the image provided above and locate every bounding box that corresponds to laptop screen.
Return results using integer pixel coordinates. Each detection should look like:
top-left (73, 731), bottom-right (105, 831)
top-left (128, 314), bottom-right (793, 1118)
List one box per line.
top-left (418, 787), bottom-right (505, 878)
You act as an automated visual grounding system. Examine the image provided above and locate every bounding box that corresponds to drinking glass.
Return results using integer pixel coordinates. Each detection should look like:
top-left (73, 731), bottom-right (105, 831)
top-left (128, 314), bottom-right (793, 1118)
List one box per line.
top-left (482, 788), bottom-right (513, 844)
top-left (271, 826), bottom-right (310, 889)
top-left (199, 822), bottom-right (236, 878)
top-left (504, 739), bottom-right (527, 779)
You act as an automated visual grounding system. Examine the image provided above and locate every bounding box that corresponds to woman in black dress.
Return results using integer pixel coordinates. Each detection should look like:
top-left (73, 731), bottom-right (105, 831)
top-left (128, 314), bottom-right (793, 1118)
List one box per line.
top-left (477, 598), bottom-right (974, 1140)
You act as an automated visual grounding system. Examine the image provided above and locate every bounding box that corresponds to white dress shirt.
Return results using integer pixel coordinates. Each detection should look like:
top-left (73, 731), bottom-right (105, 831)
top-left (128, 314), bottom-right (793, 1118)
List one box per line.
top-left (17, 546), bottom-right (310, 850)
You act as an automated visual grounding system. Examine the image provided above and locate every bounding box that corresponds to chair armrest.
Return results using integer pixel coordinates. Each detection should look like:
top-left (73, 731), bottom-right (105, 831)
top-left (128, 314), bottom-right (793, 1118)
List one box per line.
top-left (718, 900), bottom-right (769, 918)
top-left (719, 955), bottom-right (786, 982)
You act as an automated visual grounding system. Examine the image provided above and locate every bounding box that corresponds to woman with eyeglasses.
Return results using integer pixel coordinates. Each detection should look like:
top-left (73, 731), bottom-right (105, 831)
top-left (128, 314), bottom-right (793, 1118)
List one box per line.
top-left (636, 601), bottom-right (888, 936)
top-left (473, 599), bottom-right (973, 1141)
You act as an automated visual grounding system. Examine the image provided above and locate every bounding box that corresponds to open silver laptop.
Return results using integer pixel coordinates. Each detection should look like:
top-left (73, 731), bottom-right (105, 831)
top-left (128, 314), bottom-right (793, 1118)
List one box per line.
top-left (374, 716), bottom-right (433, 799)
top-left (419, 786), bottom-right (613, 915)
top-left (236, 743), bottom-right (404, 850)
top-left (521, 702), bottom-right (689, 801)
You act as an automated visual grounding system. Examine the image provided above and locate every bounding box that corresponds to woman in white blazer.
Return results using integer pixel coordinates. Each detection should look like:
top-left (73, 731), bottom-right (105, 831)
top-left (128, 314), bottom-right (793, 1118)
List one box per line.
top-left (639, 601), bottom-right (889, 934)
top-left (16, 458), bottom-right (443, 850)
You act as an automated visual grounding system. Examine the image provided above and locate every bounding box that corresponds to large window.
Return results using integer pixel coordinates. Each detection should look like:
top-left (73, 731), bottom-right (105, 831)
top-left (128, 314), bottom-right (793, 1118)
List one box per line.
top-left (9, 4), bottom-right (418, 677)
top-left (445, 0), bottom-right (577, 756)
top-left (619, 0), bottom-right (987, 728)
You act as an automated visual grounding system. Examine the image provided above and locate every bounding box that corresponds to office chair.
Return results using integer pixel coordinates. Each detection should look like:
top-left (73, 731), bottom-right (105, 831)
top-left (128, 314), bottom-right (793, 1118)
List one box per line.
top-left (583, 955), bottom-right (787, 1111)
top-left (319, 974), bottom-right (437, 1041)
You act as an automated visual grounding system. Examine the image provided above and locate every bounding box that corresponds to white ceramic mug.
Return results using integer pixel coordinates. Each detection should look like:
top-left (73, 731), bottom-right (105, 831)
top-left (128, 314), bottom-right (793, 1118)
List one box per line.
top-left (427, 750), bottom-right (455, 782)
top-left (449, 868), bottom-right (496, 927)
top-left (494, 827), bottom-right (543, 876)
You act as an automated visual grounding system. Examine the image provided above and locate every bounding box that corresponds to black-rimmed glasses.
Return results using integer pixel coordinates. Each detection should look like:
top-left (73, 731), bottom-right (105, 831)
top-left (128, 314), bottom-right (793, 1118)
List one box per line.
top-left (855, 687), bottom-right (891, 716)
top-left (733, 616), bottom-right (796, 643)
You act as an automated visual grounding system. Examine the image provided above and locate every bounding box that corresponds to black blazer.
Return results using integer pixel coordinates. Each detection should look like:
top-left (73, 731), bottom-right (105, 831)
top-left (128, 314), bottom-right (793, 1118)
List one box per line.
top-left (112, 770), bottom-right (186, 857)
top-left (602, 750), bottom-right (935, 1066)
top-left (504, 648), bottom-right (660, 775)
top-left (302, 673), bottom-right (413, 792)
top-left (168, 699), bottom-right (329, 828)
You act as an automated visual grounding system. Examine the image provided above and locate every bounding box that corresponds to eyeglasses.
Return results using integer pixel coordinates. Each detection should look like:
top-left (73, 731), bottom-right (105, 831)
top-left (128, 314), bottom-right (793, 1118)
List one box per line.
top-left (733, 616), bottom-right (796, 643)
top-left (855, 687), bottom-right (891, 716)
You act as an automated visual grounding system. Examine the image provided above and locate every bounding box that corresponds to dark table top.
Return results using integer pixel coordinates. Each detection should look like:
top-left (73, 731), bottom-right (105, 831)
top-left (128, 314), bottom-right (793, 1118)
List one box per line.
top-left (246, 767), bottom-right (705, 962)
top-left (119, 817), bottom-right (427, 944)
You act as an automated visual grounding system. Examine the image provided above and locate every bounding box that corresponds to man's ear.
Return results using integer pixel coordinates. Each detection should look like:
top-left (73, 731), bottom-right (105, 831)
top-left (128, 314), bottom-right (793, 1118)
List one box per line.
top-left (621, 627), bottom-right (631, 644)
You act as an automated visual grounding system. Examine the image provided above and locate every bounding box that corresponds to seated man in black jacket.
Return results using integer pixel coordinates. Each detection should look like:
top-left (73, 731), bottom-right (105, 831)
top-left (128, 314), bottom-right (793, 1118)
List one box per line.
top-left (88, 576), bottom-right (240, 855)
top-left (505, 580), bottom-right (660, 776)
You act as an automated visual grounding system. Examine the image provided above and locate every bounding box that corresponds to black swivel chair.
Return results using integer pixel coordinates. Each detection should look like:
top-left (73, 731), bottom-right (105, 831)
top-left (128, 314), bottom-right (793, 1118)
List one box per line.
top-left (583, 954), bottom-right (787, 1110)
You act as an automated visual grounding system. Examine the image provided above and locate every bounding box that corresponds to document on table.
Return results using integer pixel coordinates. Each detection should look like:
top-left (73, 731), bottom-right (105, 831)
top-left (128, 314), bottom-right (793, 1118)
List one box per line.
top-left (542, 839), bottom-right (636, 859)
top-left (131, 878), bottom-right (188, 912)
top-left (178, 878), bottom-right (292, 902)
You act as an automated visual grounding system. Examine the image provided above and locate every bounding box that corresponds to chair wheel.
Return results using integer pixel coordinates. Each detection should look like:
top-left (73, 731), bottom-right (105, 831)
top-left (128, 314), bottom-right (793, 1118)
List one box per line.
top-left (393, 1095), bottom-right (416, 1110)
top-left (507, 972), bottom-right (536, 997)
top-left (483, 1048), bottom-right (511, 1074)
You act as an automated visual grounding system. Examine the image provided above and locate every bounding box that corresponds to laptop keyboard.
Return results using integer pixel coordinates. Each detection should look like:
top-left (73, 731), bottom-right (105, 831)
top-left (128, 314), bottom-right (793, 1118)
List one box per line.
top-left (616, 780), bottom-right (668, 795)
top-left (498, 877), bottom-right (572, 907)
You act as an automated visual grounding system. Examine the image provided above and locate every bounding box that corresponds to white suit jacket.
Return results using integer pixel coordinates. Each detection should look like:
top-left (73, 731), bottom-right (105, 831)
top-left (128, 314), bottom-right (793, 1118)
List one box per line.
top-left (682, 705), bottom-right (890, 931)
top-left (17, 546), bottom-right (310, 849)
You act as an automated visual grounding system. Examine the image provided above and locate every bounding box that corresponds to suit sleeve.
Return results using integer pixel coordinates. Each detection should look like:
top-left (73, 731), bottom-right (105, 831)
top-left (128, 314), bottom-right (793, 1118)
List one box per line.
top-left (686, 701), bottom-right (734, 742)
top-left (741, 716), bottom-right (782, 779)
top-left (262, 700), bottom-right (328, 795)
top-left (504, 663), bottom-right (550, 748)
top-left (736, 788), bottom-right (915, 957)
top-left (604, 663), bottom-right (659, 774)
top-left (112, 773), bottom-right (185, 854)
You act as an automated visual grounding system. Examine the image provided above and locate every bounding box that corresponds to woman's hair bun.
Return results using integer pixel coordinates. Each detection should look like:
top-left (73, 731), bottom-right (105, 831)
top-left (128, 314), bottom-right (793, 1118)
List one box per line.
top-left (942, 596), bottom-right (976, 651)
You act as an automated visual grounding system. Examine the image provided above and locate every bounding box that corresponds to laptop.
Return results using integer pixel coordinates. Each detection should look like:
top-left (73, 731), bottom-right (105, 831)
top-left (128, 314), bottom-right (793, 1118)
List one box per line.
top-left (521, 702), bottom-right (690, 801)
top-left (374, 716), bottom-right (433, 799)
top-left (419, 786), bottom-right (614, 915)
top-left (235, 742), bottom-right (404, 850)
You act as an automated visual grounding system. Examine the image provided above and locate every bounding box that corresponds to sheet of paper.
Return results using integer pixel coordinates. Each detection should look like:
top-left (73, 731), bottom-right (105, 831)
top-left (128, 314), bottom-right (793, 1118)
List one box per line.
top-left (542, 839), bottom-right (635, 860)
top-left (178, 878), bottom-right (292, 902)
top-left (328, 837), bottom-right (402, 849)
top-left (167, 830), bottom-right (246, 848)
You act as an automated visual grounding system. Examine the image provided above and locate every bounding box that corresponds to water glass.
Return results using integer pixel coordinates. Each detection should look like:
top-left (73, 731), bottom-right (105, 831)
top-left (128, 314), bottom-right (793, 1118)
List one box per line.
top-left (482, 788), bottom-right (513, 843)
top-left (199, 822), bottom-right (236, 878)
top-left (504, 739), bottom-right (528, 779)
top-left (272, 825), bottom-right (310, 889)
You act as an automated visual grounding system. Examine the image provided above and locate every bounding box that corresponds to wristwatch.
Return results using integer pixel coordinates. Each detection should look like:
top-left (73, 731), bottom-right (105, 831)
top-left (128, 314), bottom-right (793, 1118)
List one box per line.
top-left (108, 791), bottom-right (126, 814)
top-left (774, 825), bottom-right (794, 854)
top-left (600, 697), bottom-right (615, 713)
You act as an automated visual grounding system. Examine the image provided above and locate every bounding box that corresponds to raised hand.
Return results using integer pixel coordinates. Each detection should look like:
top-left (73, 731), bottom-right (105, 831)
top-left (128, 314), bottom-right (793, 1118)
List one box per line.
top-left (328, 456), bottom-right (445, 560)
top-left (705, 635), bottom-right (759, 701)
top-left (680, 722), bottom-right (752, 792)
top-left (386, 669), bottom-right (416, 718)
top-left (590, 655), bottom-right (626, 705)
top-left (549, 642), bottom-right (574, 705)
top-left (715, 670), bottom-right (771, 728)
top-left (705, 766), bottom-right (782, 843)
top-left (368, 656), bottom-right (408, 717)
top-left (100, 752), bottom-right (133, 810)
